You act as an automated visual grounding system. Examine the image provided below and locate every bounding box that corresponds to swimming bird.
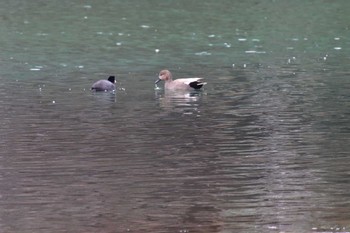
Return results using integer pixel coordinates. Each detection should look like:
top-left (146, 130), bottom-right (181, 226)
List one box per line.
top-left (91, 76), bottom-right (116, 91)
top-left (155, 70), bottom-right (206, 91)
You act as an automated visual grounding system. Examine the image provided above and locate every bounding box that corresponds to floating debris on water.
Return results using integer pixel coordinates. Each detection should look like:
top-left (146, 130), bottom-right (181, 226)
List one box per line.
top-left (245, 50), bottom-right (266, 54)
top-left (30, 65), bottom-right (43, 71)
top-left (195, 51), bottom-right (211, 56)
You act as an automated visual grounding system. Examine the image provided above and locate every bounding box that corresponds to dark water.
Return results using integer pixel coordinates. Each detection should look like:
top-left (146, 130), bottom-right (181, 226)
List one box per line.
top-left (0, 0), bottom-right (349, 232)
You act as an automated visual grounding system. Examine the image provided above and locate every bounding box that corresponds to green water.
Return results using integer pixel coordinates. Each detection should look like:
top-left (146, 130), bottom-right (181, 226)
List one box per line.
top-left (2, 0), bottom-right (350, 74)
top-left (0, 1), bottom-right (349, 232)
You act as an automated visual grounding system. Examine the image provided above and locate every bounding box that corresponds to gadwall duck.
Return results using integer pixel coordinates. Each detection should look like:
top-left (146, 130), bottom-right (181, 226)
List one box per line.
top-left (155, 70), bottom-right (206, 91)
top-left (91, 76), bottom-right (116, 91)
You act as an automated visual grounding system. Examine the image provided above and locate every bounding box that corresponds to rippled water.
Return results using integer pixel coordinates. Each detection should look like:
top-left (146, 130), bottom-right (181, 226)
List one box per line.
top-left (0, 0), bottom-right (349, 232)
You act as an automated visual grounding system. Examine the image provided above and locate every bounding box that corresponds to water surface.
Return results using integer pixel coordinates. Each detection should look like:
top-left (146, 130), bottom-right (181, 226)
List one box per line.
top-left (0, 0), bottom-right (349, 232)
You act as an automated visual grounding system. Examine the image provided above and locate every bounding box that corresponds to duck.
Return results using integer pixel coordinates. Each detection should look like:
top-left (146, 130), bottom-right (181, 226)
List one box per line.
top-left (91, 76), bottom-right (116, 91)
top-left (155, 70), bottom-right (206, 91)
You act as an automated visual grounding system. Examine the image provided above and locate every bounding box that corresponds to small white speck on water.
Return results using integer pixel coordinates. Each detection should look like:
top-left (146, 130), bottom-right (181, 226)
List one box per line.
top-left (243, 64), bottom-right (247, 68)
top-left (232, 64), bottom-right (235, 67)
top-left (155, 49), bottom-right (160, 53)
top-left (52, 100), bottom-right (56, 104)
top-left (195, 51), bottom-right (211, 56)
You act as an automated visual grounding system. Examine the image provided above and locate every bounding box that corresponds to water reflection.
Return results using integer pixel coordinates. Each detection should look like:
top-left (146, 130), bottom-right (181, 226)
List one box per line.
top-left (155, 89), bottom-right (205, 116)
top-left (91, 90), bottom-right (117, 103)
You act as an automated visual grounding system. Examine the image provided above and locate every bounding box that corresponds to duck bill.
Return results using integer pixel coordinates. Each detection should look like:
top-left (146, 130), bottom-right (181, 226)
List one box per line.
top-left (155, 78), bottom-right (161, 84)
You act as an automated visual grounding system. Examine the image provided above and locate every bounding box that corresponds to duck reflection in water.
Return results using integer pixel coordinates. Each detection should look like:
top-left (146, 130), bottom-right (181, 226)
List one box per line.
top-left (155, 87), bottom-right (205, 115)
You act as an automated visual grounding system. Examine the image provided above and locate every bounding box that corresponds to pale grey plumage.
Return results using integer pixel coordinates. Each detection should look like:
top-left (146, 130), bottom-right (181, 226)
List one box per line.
top-left (155, 70), bottom-right (206, 91)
